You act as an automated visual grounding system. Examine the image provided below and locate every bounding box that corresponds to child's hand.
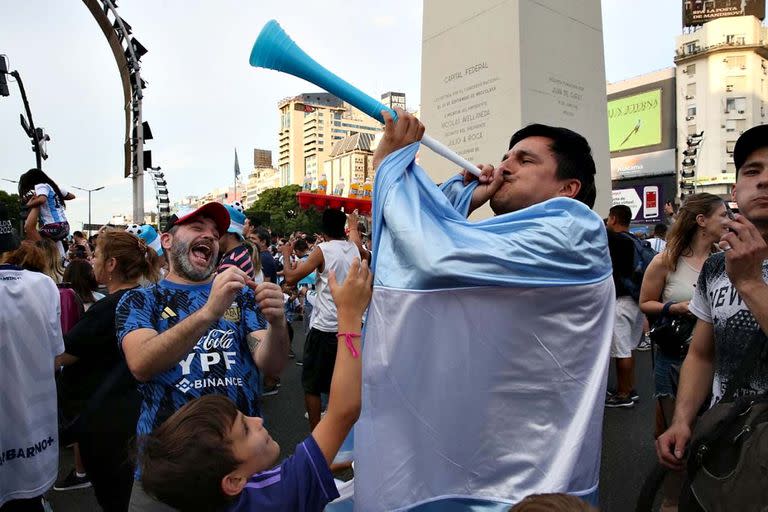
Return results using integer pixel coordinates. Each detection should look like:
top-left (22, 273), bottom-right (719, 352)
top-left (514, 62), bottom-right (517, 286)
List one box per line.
top-left (329, 259), bottom-right (372, 319)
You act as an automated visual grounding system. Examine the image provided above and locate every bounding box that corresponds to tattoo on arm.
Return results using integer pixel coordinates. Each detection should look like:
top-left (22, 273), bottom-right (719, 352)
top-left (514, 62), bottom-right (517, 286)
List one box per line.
top-left (247, 333), bottom-right (262, 353)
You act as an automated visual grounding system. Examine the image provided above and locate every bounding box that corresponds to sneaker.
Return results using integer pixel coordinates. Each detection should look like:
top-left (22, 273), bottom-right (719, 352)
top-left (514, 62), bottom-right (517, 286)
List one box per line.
top-left (262, 385), bottom-right (279, 397)
top-left (637, 336), bottom-right (652, 352)
top-left (54, 469), bottom-right (91, 491)
top-left (606, 388), bottom-right (639, 402)
top-left (605, 394), bottom-right (635, 408)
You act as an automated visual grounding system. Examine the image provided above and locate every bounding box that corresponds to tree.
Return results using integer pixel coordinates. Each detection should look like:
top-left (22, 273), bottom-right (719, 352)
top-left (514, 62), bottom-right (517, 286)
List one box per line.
top-left (0, 190), bottom-right (22, 234)
top-left (245, 185), bottom-right (322, 235)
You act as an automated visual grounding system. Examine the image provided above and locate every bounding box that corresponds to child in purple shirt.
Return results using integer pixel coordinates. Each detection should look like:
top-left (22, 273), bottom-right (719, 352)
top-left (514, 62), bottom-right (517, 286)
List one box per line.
top-left (137, 259), bottom-right (371, 512)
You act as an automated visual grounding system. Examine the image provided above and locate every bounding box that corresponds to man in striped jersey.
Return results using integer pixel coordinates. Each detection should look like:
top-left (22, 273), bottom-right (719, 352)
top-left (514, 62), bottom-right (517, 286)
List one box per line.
top-left (218, 203), bottom-right (255, 279)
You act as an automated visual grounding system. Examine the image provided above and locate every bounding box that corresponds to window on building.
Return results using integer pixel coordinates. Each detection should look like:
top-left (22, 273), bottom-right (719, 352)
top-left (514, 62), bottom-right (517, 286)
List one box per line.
top-left (725, 119), bottom-right (747, 132)
top-left (726, 140), bottom-right (737, 153)
top-left (727, 162), bottom-right (737, 173)
top-left (687, 106), bottom-right (697, 118)
top-left (726, 55), bottom-right (747, 69)
top-left (725, 97), bottom-right (747, 113)
top-left (686, 83), bottom-right (696, 98)
top-left (686, 64), bottom-right (696, 76)
top-left (686, 40), bottom-right (700, 54)
top-left (687, 124), bottom-right (698, 136)
top-left (726, 35), bottom-right (746, 46)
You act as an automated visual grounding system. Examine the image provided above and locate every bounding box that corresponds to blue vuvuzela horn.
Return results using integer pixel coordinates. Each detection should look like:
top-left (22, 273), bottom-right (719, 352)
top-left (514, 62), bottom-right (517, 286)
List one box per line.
top-left (249, 20), bottom-right (480, 176)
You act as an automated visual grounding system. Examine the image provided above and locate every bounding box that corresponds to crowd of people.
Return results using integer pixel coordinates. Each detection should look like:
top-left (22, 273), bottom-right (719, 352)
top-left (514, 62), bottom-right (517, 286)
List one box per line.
top-left (1, 112), bottom-right (766, 512)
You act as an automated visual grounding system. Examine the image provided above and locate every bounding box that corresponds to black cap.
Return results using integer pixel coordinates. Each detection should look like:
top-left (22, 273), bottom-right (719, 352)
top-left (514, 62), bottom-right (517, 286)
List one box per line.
top-left (0, 203), bottom-right (20, 254)
top-left (734, 125), bottom-right (768, 174)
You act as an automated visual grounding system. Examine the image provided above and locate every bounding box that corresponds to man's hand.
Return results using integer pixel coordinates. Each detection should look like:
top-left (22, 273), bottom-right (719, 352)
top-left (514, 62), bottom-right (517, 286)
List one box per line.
top-left (280, 240), bottom-right (293, 259)
top-left (203, 267), bottom-right (248, 321)
top-left (719, 214), bottom-right (768, 290)
top-left (372, 108), bottom-right (425, 170)
top-left (655, 422), bottom-right (691, 470)
top-left (347, 210), bottom-right (359, 230)
top-left (252, 281), bottom-right (286, 325)
top-left (328, 259), bottom-right (372, 320)
top-left (462, 164), bottom-right (503, 214)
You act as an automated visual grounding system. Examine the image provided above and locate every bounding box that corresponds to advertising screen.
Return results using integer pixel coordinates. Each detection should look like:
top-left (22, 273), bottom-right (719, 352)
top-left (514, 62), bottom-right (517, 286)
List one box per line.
top-left (683, 0), bottom-right (765, 27)
top-left (608, 89), bottom-right (662, 153)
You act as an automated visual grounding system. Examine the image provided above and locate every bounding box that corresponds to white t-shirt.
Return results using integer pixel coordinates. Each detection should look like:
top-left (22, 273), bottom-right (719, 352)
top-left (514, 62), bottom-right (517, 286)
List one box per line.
top-left (309, 240), bottom-right (359, 332)
top-left (648, 237), bottom-right (667, 252)
top-left (34, 183), bottom-right (69, 226)
top-left (690, 252), bottom-right (768, 406)
top-left (0, 265), bottom-right (64, 506)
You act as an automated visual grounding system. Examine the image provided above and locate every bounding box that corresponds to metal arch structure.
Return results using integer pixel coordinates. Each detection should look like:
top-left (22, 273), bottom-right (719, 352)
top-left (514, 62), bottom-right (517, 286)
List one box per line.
top-left (82, 0), bottom-right (149, 223)
top-left (147, 167), bottom-right (171, 232)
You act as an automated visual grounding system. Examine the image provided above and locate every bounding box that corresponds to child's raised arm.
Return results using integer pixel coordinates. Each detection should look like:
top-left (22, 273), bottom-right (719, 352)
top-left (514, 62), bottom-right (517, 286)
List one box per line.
top-left (311, 258), bottom-right (372, 465)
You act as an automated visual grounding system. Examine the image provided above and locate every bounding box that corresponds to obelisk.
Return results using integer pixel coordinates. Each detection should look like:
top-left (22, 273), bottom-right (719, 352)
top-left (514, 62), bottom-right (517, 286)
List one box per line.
top-left (419, 0), bottom-right (611, 217)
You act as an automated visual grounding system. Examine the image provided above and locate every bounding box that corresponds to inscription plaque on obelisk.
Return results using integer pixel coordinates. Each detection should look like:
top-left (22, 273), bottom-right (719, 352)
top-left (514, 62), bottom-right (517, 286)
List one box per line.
top-left (420, 0), bottom-right (611, 217)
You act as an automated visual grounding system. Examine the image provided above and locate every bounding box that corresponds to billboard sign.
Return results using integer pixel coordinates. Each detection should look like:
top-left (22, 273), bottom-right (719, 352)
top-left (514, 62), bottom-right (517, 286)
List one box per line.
top-left (612, 185), bottom-right (666, 224)
top-left (683, 0), bottom-right (765, 27)
top-left (610, 149), bottom-right (676, 180)
top-left (607, 89), bottom-right (662, 153)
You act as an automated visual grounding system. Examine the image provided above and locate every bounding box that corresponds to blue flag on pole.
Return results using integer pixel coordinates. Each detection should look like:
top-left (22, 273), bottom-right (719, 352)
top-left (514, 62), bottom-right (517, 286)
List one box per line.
top-left (355, 142), bottom-right (614, 511)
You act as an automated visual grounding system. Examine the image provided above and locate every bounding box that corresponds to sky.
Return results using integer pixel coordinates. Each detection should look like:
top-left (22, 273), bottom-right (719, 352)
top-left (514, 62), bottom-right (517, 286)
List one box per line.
top-left (0, 0), bottom-right (682, 229)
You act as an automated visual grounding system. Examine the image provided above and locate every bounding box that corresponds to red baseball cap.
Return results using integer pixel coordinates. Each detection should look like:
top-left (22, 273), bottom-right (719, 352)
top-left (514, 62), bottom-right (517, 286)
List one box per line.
top-left (165, 202), bottom-right (230, 236)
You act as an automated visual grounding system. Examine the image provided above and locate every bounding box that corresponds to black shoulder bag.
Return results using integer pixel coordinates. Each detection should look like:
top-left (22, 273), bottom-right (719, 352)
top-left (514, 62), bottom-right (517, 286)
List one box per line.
top-left (686, 335), bottom-right (768, 511)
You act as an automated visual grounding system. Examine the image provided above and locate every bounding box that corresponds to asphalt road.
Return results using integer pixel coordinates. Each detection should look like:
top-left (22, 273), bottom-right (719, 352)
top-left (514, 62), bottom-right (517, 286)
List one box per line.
top-left (46, 323), bottom-right (660, 511)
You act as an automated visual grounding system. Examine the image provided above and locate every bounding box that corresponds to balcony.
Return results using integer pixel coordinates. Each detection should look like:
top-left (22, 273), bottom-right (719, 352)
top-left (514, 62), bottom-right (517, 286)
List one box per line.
top-left (675, 39), bottom-right (768, 64)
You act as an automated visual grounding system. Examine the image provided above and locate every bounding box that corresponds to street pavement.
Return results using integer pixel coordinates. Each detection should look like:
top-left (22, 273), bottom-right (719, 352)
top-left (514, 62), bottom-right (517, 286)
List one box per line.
top-left (46, 322), bottom-right (660, 511)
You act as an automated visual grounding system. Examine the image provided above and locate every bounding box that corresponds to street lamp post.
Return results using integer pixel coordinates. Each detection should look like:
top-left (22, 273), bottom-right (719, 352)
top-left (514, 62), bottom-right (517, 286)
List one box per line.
top-left (72, 185), bottom-right (105, 237)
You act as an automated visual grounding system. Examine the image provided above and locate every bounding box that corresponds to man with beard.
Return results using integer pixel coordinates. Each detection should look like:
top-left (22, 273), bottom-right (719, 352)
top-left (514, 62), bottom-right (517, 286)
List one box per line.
top-left (115, 203), bottom-right (289, 511)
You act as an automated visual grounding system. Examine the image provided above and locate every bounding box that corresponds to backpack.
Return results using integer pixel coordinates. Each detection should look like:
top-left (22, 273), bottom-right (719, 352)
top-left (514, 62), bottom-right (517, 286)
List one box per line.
top-left (58, 284), bottom-right (84, 334)
top-left (619, 232), bottom-right (656, 301)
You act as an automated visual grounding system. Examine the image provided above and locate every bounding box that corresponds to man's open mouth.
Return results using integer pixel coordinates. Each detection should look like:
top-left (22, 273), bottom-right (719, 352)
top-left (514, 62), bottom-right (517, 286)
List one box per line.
top-left (190, 242), bottom-right (213, 266)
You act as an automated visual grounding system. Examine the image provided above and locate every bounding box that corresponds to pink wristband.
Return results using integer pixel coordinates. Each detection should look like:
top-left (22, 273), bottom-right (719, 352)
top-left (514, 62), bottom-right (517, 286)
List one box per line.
top-left (337, 332), bottom-right (361, 358)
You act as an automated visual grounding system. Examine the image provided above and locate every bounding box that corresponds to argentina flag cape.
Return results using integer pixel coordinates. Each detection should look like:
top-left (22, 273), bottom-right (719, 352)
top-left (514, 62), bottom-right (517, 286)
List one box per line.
top-left (354, 142), bottom-right (614, 511)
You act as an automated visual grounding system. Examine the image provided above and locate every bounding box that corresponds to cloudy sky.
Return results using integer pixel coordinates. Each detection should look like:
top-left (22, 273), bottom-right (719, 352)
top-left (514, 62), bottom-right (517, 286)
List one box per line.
top-left (0, 0), bottom-right (682, 228)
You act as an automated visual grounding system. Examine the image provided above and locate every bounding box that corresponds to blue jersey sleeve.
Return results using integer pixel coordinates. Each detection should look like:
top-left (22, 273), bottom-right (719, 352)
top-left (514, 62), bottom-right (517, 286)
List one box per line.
top-left (115, 287), bottom-right (158, 348)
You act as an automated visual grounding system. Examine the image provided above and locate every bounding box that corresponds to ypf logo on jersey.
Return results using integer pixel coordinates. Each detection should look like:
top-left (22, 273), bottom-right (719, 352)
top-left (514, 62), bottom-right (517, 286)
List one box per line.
top-left (223, 301), bottom-right (240, 322)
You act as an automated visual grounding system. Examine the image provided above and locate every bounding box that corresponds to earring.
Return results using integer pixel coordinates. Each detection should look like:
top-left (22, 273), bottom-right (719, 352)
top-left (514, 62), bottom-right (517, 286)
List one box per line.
top-left (108, 272), bottom-right (113, 283)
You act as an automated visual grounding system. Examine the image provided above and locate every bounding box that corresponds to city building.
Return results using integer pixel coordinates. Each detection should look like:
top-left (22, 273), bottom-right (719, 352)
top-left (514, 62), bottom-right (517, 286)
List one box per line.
top-left (674, 13), bottom-right (768, 197)
top-left (277, 92), bottom-right (386, 188)
top-left (246, 149), bottom-right (280, 206)
top-left (109, 211), bottom-right (158, 227)
top-left (607, 68), bottom-right (678, 233)
top-left (381, 91), bottom-right (406, 111)
top-left (322, 132), bottom-right (377, 196)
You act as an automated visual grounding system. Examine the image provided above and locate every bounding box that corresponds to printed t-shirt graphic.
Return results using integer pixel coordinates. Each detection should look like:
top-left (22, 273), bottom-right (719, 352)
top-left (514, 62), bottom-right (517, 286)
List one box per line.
top-left (116, 279), bottom-right (267, 439)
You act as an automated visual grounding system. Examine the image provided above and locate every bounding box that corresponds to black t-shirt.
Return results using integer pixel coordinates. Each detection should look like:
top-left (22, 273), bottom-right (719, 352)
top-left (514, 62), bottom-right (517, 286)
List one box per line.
top-left (606, 229), bottom-right (635, 298)
top-left (261, 250), bottom-right (278, 283)
top-left (60, 287), bottom-right (141, 432)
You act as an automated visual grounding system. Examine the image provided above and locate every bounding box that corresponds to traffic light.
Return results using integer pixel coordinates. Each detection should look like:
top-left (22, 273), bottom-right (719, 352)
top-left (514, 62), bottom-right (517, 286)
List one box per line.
top-left (0, 55), bottom-right (9, 97)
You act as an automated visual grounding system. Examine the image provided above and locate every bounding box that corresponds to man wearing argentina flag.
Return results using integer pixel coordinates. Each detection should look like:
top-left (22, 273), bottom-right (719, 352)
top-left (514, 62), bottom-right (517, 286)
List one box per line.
top-left (354, 109), bottom-right (614, 511)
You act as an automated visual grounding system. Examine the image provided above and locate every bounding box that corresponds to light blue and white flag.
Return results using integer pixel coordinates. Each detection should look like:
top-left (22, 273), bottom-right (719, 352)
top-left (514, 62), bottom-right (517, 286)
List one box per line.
top-left (355, 142), bottom-right (615, 511)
